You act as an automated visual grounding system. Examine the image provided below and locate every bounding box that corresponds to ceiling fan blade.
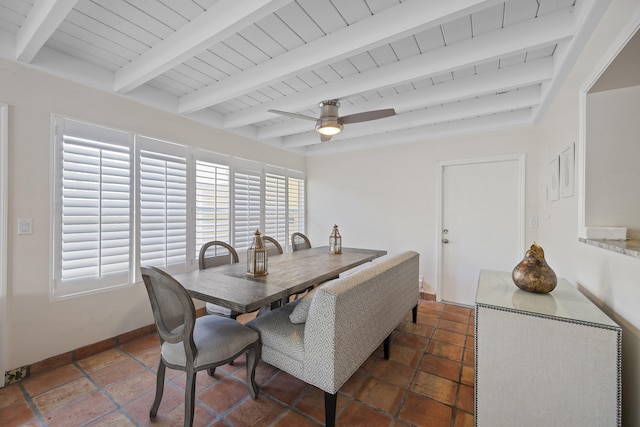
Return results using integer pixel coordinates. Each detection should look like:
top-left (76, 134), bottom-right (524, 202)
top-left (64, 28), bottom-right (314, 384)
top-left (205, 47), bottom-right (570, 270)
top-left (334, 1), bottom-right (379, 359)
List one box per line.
top-left (267, 109), bottom-right (316, 121)
top-left (339, 108), bottom-right (396, 124)
top-left (320, 133), bottom-right (333, 143)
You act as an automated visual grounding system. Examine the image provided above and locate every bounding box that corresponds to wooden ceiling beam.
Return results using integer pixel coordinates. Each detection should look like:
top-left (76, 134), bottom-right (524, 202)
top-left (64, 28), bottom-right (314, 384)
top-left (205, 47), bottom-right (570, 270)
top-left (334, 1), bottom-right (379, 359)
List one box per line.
top-left (282, 85), bottom-right (541, 148)
top-left (16, 0), bottom-right (78, 63)
top-left (178, 0), bottom-right (502, 113)
top-left (259, 57), bottom-right (553, 139)
top-left (302, 110), bottom-right (532, 156)
top-left (114, 0), bottom-right (294, 94)
top-left (224, 7), bottom-right (575, 129)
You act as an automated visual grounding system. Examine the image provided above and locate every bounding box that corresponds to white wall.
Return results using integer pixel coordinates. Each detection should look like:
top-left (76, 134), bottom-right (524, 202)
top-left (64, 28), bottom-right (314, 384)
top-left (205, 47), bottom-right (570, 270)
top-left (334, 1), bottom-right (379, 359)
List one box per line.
top-left (2, 0), bottom-right (639, 422)
top-left (0, 59), bottom-right (305, 369)
top-left (535, 2), bottom-right (640, 425)
top-left (585, 85), bottom-right (640, 236)
top-left (0, 104), bottom-right (7, 383)
top-left (308, 2), bottom-right (640, 425)
top-left (306, 126), bottom-right (541, 294)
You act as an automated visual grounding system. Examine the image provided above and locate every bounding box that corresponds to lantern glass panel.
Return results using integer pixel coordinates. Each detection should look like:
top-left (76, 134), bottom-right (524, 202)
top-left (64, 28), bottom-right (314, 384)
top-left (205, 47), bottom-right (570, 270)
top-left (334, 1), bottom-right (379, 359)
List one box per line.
top-left (247, 230), bottom-right (268, 276)
top-left (329, 224), bottom-right (342, 254)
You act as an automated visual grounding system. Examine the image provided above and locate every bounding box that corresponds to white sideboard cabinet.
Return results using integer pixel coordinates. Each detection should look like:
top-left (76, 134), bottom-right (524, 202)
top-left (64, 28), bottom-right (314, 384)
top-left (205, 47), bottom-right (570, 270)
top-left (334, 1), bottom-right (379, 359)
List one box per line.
top-left (475, 270), bottom-right (621, 427)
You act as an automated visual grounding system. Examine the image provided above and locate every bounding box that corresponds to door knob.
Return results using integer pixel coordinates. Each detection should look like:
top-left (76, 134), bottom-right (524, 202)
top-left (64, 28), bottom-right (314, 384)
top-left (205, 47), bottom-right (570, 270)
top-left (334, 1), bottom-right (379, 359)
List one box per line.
top-left (442, 238), bottom-right (449, 244)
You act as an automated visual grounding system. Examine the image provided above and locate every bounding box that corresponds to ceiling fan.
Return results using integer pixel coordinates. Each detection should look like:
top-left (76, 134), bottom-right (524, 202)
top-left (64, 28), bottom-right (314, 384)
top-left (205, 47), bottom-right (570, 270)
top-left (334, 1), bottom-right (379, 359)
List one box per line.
top-left (268, 100), bottom-right (396, 142)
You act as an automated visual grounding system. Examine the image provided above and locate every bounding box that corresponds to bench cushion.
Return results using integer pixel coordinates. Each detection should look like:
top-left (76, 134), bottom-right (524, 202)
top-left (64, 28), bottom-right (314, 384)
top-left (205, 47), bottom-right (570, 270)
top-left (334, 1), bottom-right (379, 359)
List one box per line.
top-left (247, 299), bottom-right (306, 375)
top-left (289, 288), bottom-right (317, 323)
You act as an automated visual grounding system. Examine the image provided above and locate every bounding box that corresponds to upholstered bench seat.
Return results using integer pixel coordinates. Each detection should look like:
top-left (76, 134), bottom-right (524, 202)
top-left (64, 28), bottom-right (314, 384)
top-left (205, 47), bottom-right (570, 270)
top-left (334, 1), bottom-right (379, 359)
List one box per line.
top-left (248, 300), bottom-right (306, 376)
top-left (248, 250), bottom-right (419, 427)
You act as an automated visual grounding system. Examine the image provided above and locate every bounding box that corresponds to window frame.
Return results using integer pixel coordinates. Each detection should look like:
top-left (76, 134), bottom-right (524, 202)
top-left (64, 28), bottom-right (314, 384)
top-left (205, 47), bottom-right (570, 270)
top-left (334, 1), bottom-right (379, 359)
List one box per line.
top-left (193, 150), bottom-right (232, 255)
top-left (136, 135), bottom-right (190, 278)
top-left (286, 173), bottom-right (306, 252)
top-left (51, 117), bottom-right (135, 300)
top-left (232, 161), bottom-right (263, 251)
top-left (264, 171), bottom-right (287, 246)
top-left (51, 116), bottom-right (305, 300)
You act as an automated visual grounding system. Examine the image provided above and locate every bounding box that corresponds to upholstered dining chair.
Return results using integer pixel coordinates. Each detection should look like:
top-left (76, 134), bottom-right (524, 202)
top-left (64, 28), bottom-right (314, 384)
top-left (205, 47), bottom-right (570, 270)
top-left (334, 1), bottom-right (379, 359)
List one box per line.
top-left (199, 240), bottom-right (239, 270)
top-left (198, 241), bottom-right (240, 318)
top-left (290, 233), bottom-right (317, 299)
top-left (291, 232), bottom-right (312, 252)
top-left (140, 266), bottom-right (260, 427)
top-left (262, 235), bottom-right (284, 257)
top-left (260, 235), bottom-right (285, 310)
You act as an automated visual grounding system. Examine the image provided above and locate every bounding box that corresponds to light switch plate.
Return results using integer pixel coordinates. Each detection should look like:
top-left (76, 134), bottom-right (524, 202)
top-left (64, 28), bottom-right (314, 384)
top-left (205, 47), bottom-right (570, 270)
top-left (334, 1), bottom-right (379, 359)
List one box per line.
top-left (18, 218), bottom-right (33, 235)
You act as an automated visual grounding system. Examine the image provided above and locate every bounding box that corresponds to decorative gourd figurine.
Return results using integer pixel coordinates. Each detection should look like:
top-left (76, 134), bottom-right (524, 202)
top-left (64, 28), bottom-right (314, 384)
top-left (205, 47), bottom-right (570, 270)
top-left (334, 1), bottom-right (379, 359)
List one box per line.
top-left (512, 243), bottom-right (557, 293)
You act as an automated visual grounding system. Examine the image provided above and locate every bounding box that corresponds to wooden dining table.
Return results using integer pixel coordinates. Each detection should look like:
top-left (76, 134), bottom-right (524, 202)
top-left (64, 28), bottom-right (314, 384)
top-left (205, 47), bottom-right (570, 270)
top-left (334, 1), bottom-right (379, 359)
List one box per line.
top-left (173, 246), bottom-right (387, 314)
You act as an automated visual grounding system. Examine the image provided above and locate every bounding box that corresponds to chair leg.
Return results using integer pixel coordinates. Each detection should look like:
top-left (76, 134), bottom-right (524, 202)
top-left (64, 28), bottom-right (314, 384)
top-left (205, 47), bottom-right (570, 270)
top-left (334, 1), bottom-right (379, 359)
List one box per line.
top-left (246, 341), bottom-right (261, 399)
top-left (150, 359), bottom-right (166, 418)
top-left (324, 391), bottom-right (337, 427)
top-left (412, 304), bottom-right (418, 323)
top-left (383, 335), bottom-right (391, 360)
top-left (184, 370), bottom-right (197, 427)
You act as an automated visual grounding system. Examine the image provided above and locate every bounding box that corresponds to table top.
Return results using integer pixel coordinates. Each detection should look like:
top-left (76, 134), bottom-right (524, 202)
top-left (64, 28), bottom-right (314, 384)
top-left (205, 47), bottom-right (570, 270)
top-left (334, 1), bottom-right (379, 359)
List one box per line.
top-left (174, 246), bottom-right (387, 314)
top-left (476, 270), bottom-right (620, 328)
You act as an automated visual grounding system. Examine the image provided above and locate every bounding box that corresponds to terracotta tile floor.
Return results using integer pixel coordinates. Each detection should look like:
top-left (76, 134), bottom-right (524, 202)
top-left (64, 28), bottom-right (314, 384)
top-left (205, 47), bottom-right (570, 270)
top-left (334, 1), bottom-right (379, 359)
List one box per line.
top-left (0, 300), bottom-right (475, 427)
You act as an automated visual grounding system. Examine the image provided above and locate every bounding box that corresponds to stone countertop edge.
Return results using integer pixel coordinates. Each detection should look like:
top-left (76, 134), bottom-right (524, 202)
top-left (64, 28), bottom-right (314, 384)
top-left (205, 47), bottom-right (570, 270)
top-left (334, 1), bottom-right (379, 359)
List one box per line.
top-left (579, 237), bottom-right (640, 259)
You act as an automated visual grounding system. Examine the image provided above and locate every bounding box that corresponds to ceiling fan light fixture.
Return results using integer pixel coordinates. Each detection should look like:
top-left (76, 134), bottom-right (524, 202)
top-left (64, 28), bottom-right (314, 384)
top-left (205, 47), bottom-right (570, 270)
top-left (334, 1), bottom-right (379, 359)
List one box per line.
top-left (316, 119), bottom-right (343, 136)
top-left (271, 99), bottom-right (395, 142)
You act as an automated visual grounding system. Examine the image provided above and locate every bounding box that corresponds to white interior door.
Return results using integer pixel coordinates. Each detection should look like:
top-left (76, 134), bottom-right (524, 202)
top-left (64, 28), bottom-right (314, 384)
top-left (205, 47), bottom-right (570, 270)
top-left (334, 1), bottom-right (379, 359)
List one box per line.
top-left (438, 155), bottom-right (524, 306)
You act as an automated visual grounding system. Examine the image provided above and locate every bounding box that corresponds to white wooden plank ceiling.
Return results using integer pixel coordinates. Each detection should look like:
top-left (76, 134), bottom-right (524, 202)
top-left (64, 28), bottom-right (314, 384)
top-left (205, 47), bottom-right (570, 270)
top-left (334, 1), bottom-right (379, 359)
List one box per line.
top-left (0, 0), bottom-right (610, 155)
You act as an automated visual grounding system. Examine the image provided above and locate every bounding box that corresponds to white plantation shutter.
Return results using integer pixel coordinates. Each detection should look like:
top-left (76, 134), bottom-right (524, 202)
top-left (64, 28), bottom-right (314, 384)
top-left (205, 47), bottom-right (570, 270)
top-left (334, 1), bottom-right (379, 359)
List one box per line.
top-left (288, 176), bottom-right (305, 237)
top-left (233, 170), bottom-right (261, 250)
top-left (138, 139), bottom-right (187, 273)
top-left (195, 160), bottom-right (231, 251)
top-left (53, 118), bottom-right (133, 297)
top-left (52, 117), bottom-right (306, 298)
top-left (265, 173), bottom-right (286, 243)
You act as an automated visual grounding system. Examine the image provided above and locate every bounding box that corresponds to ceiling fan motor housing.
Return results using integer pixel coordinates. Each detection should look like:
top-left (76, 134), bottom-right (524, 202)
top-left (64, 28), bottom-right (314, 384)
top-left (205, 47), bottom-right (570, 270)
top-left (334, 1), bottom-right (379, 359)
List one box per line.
top-left (316, 100), bottom-right (343, 136)
top-left (319, 100), bottom-right (340, 118)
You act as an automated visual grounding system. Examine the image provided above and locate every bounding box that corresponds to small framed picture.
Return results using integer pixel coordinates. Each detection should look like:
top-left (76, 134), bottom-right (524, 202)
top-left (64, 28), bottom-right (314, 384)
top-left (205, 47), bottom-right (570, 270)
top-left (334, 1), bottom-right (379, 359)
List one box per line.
top-left (549, 156), bottom-right (560, 202)
top-left (561, 143), bottom-right (575, 198)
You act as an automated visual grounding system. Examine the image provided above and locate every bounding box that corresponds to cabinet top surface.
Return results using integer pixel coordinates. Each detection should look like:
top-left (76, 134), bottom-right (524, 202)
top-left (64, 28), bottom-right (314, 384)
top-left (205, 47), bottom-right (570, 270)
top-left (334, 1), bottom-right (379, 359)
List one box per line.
top-left (476, 270), bottom-right (620, 328)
